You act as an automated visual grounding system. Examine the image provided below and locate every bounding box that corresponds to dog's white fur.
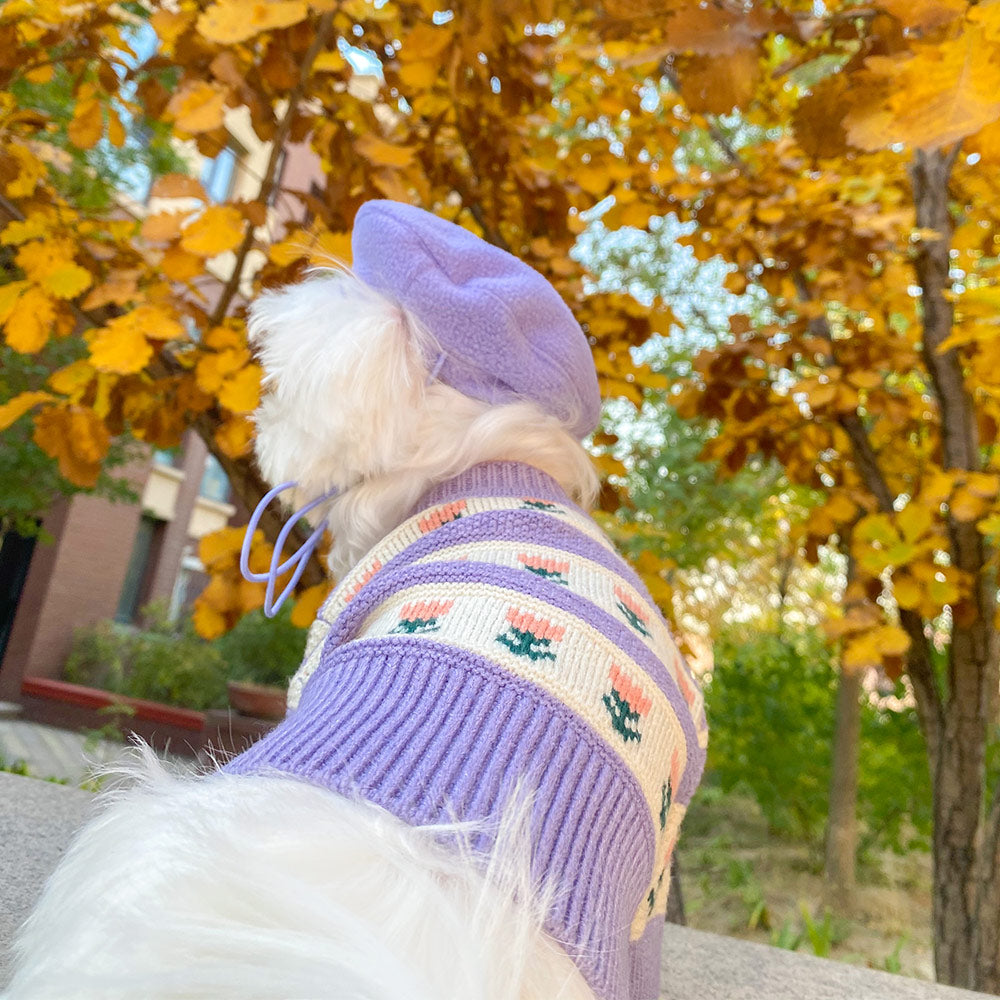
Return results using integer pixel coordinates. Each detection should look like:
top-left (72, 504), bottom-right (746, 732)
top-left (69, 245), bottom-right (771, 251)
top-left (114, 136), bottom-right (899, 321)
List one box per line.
top-left (4, 269), bottom-right (602, 1000)
top-left (249, 269), bottom-right (598, 575)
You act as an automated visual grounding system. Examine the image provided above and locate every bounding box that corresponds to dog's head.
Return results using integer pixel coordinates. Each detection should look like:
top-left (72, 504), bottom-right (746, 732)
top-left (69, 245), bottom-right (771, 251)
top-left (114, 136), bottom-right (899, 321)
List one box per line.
top-left (247, 267), bottom-right (435, 506)
top-left (246, 265), bottom-right (599, 574)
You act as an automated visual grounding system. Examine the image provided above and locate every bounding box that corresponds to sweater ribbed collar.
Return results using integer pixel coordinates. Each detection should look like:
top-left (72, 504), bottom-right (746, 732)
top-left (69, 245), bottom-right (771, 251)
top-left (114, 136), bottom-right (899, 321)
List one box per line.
top-left (412, 461), bottom-right (574, 516)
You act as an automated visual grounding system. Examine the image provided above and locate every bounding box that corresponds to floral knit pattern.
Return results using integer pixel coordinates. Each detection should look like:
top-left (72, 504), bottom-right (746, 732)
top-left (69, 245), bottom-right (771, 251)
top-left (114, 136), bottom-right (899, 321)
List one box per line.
top-left (496, 607), bottom-right (566, 661)
top-left (390, 599), bottom-right (454, 634)
top-left (519, 552), bottom-right (570, 585)
top-left (235, 463), bottom-right (707, 1000)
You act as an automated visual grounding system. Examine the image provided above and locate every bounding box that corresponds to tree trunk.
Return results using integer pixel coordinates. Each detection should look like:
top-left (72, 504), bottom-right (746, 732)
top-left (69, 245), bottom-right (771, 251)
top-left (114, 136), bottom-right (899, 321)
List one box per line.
top-left (908, 147), bottom-right (1000, 992)
top-left (930, 614), bottom-right (997, 990)
top-left (825, 664), bottom-right (862, 895)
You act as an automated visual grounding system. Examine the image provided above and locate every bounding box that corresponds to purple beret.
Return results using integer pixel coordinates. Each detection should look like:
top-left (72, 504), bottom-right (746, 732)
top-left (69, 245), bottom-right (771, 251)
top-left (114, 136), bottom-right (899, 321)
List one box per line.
top-left (351, 200), bottom-right (601, 439)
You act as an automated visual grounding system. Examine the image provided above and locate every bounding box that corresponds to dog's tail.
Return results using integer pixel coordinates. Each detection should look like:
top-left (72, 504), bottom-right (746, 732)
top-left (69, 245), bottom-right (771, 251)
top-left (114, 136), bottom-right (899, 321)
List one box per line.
top-left (4, 747), bottom-right (595, 1000)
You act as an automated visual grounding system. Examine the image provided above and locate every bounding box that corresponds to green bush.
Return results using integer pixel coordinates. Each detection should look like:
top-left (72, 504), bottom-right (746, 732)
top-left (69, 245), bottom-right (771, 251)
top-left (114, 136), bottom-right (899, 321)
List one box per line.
top-left (64, 601), bottom-right (309, 710)
top-left (64, 603), bottom-right (229, 711)
top-left (704, 629), bottom-right (836, 842)
top-left (125, 630), bottom-right (228, 709)
top-left (703, 627), bottom-right (934, 854)
top-left (212, 604), bottom-right (307, 688)
top-left (64, 620), bottom-right (134, 692)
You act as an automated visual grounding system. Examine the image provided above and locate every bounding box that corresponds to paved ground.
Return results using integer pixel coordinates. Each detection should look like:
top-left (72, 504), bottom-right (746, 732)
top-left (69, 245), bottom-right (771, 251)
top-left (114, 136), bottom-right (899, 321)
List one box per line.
top-left (0, 706), bottom-right (191, 786)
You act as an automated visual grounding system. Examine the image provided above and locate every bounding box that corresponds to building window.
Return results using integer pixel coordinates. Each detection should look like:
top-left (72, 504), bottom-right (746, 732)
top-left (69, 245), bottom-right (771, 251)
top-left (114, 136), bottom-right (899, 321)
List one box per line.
top-left (115, 515), bottom-right (163, 624)
top-left (169, 548), bottom-right (207, 623)
top-left (199, 455), bottom-right (230, 504)
top-left (152, 447), bottom-right (180, 468)
top-left (201, 145), bottom-right (239, 203)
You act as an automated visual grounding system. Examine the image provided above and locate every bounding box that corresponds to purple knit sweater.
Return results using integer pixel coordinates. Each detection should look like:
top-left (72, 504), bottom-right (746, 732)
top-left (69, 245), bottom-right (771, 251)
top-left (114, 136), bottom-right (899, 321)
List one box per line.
top-left (227, 462), bottom-right (707, 1000)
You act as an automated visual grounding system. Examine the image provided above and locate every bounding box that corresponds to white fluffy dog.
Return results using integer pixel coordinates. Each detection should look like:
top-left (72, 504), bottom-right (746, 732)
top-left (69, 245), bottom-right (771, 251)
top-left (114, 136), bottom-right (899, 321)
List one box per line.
top-left (5, 202), bottom-right (705, 1000)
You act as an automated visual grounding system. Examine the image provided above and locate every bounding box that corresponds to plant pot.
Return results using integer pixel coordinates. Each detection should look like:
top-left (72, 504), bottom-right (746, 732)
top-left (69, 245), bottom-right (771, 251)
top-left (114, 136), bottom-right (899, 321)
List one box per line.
top-left (226, 680), bottom-right (287, 722)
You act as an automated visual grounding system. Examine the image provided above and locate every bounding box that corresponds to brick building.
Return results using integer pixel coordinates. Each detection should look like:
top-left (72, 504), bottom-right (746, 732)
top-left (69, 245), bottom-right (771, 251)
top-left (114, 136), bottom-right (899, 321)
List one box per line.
top-left (0, 63), bottom-right (332, 704)
top-left (0, 436), bottom-right (235, 702)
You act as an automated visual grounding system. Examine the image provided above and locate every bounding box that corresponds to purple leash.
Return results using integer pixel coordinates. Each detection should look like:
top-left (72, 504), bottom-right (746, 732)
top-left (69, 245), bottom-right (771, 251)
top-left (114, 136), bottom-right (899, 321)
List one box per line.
top-left (240, 481), bottom-right (338, 617)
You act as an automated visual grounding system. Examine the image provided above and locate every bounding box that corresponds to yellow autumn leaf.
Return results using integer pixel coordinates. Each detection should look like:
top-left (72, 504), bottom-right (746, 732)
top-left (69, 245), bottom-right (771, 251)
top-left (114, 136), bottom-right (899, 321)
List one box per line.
top-left (150, 173), bottom-right (208, 200)
top-left (843, 624), bottom-right (910, 670)
top-left (160, 246), bottom-right (204, 281)
top-left (217, 363), bottom-right (262, 414)
top-left (81, 270), bottom-right (141, 311)
top-left (195, 347), bottom-right (251, 394)
top-left (400, 21), bottom-right (454, 61)
top-left (5, 145), bottom-right (46, 199)
top-left (312, 49), bottom-right (346, 73)
top-left (927, 572), bottom-right (962, 607)
top-left (199, 525), bottom-right (247, 569)
top-left (141, 211), bottom-right (189, 243)
top-left (67, 97), bottom-right (103, 149)
top-left (897, 502), bottom-right (934, 542)
top-left (892, 573), bottom-right (922, 610)
top-left (290, 582), bottom-right (333, 628)
top-left (197, 0), bottom-right (308, 44)
top-left (845, 28), bottom-right (1000, 151)
top-left (166, 81), bottom-right (228, 134)
top-left (16, 240), bottom-right (92, 299)
top-left (873, 624), bottom-right (911, 657)
top-left (215, 415), bottom-right (254, 457)
top-left (1, 214), bottom-right (51, 246)
top-left (355, 133), bottom-right (417, 168)
top-left (203, 323), bottom-right (245, 350)
top-left (48, 359), bottom-right (95, 398)
top-left (399, 60), bottom-right (439, 90)
top-left (88, 306), bottom-right (185, 374)
top-left (150, 9), bottom-right (194, 49)
top-left (180, 206), bottom-right (246, 257)
top-left (0, 281), bottom-right (28, 324)
top-left (950, 487), bottom-right (988, 522)
top-left (977, 512), bottom-right (1000, 536)
top-left (32, 405), bottom-right (110, 488)
top-left (192, 601), bottom-right (228, 640)
top-left (4, 287), bottom-right (56, 353)
top-left (107, 107), bottom-right (126, 148)
top-left (0, 390), bottom-right (54, 431)
top-left (88, 317), bottom-right (151, 374)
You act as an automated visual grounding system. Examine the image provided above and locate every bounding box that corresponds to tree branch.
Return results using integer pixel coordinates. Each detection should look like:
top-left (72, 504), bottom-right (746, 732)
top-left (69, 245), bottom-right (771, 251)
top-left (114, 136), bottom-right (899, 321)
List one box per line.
top-left (209, 11), bottom-right (336, 327)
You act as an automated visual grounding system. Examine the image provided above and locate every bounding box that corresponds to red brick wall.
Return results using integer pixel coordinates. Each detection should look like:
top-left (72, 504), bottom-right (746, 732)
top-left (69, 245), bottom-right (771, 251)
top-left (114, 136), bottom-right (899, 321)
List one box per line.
top-left (0, 459), bottom-right (150, 697)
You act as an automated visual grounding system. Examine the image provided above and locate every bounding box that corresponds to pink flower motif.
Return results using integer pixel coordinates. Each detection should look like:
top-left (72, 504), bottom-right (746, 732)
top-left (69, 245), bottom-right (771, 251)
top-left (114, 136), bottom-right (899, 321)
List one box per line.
top-left (418, 500), bottom-right (468, 533)
top-left (518, 553), bottom-right (570, 575)
top-left (345, 559), bottom-right (382, 602)
top-left (504, 607), bottom-right (566, 642)
top-left (614, 586), bottom-right (648, 621)
top-left (608, 663), bottom-right (652, 716)
top-left (400, 599), bottom-right (454, 621)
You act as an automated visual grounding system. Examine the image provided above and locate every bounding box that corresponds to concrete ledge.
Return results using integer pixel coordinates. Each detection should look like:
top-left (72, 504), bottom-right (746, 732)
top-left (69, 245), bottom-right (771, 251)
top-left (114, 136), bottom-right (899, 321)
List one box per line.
top-left (0, 772), bottom-right (987, 997)
top-left (0, 773), bottom-right (95, 988)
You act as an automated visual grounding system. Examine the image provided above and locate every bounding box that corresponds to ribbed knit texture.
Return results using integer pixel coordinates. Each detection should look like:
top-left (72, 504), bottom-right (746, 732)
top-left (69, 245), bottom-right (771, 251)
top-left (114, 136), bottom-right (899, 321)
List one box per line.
top-left (226, 462), bottom-right (707, 1000)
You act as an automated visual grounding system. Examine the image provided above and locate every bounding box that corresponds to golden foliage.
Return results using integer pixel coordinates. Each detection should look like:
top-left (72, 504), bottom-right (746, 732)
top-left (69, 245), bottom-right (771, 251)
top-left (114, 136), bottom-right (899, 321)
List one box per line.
top-left (2, 0), bottom-right (999, 657)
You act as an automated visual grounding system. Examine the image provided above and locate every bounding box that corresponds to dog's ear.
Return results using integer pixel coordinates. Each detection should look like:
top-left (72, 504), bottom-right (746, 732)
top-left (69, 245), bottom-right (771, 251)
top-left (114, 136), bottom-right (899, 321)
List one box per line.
top-left (247, 270), bottom-right (431, 500)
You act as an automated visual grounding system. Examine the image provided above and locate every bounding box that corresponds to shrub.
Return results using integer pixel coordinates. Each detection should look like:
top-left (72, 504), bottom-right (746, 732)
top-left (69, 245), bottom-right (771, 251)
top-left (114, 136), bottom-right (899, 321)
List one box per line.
top-left (64, 620), bottom-right (134, 692)
top-left (124, 630), bottom-right (228, 710)
top-left (64, 604), bottom-right (228, 711)
top-left (212, 604), bottom-right (307, 688)
top-left (703, 626), bottom-right (936, 854)
top-left (704, 629), bottom-right (836, 842)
